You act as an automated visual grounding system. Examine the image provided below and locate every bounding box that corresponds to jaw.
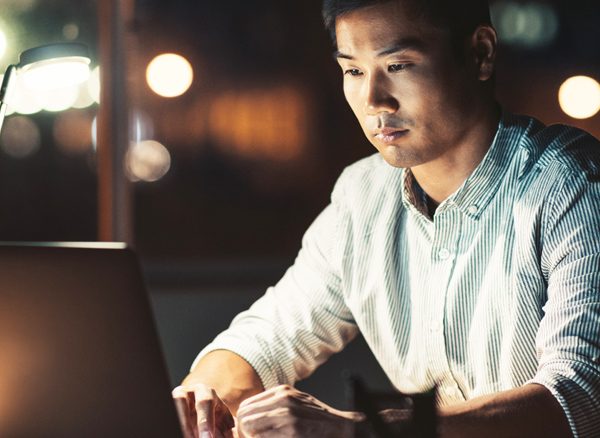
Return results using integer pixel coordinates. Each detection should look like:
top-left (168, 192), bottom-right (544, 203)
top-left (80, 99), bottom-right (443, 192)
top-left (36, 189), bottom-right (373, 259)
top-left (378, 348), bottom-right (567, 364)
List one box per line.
top-left (376, 142), bottom-right (425, 169)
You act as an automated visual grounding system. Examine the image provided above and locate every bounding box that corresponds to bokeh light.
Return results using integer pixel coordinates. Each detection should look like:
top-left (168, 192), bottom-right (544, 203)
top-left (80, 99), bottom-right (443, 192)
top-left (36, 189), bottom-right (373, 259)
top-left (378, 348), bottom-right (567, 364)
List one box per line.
top-left (62, 23), bottom-right (80, 41)
top-left (71, 81), bottom-right (95, 109)
top-left (491, 1), bottom-right (558, 48)
top-left (146, 53), bottom-right (193, 98)
top-left (53, 111), bottom-right (94, 154)
top-left (0, 116), bottom-right (41, 158)
top-left (558, 76), bottom-right (600, 119)
top-left (8, 76), bottom-right (41, 115)
top-left (125, 140), bottom-right (171, 182)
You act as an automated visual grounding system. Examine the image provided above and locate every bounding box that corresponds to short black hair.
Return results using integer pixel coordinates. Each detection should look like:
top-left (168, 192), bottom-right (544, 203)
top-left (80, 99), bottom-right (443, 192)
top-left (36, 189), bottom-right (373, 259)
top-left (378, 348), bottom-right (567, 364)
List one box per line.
top-left (322, 0), bottom-right (491, 49)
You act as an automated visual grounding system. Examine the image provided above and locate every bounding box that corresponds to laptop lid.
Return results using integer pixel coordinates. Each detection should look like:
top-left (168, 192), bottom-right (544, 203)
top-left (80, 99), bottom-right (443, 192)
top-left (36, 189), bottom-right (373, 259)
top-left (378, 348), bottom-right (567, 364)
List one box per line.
top-left (0, 243), bottom-right (183, 437)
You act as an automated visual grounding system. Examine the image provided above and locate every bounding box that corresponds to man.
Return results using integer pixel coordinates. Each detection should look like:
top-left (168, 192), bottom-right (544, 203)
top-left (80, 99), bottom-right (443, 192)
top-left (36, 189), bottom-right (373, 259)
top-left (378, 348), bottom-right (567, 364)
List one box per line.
top-left (173, 0), bottom-right (600, 436)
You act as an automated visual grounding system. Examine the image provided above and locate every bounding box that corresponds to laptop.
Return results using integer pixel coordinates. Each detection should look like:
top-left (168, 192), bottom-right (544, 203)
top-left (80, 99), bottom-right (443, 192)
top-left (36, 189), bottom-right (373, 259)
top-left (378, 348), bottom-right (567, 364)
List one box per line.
top-left (0, 242), bottom-right (183, 437)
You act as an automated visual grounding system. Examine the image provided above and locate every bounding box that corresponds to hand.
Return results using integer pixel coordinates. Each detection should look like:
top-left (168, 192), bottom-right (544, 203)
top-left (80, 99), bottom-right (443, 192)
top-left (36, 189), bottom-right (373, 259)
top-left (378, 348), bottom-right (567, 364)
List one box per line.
top-left (173, 383), bottom-right (236, 438)
top-left (236, 384), bottom-right (365, 437)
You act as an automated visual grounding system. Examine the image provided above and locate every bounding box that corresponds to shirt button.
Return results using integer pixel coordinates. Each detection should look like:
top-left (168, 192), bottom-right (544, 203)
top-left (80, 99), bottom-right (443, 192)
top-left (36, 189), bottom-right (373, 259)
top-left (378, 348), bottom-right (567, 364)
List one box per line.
top-left (438, 248), bottom-right (451, 260)
top-left (467, 205), bottom-right (478, 215)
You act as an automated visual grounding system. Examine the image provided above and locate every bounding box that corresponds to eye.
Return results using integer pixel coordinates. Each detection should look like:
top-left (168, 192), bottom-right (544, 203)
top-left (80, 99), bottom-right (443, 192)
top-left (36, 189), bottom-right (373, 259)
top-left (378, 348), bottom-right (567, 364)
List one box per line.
top-left (344, 68), bottom-right (363, 77)
top-left (388, 63), bottom-right (410, 72)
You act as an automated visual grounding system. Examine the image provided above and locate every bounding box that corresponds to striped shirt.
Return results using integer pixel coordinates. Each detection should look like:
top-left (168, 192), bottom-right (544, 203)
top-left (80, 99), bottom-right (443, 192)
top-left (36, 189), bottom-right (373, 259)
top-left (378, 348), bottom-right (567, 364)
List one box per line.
top-left (195, 111), bottom-right (600, 437)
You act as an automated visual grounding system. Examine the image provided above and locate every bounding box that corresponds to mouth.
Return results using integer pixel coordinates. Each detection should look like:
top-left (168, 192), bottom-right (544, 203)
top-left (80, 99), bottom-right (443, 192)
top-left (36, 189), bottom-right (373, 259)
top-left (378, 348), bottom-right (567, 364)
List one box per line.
top-left (373, 128), bottom-right (409, 144)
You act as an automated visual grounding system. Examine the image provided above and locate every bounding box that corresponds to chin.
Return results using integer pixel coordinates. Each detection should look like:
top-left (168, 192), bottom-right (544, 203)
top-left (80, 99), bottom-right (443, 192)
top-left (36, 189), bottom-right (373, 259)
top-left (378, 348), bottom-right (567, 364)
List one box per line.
top-left (381, 154), bottom-right (410, 168)
top-left (379, 147), bottom-right (420, 169)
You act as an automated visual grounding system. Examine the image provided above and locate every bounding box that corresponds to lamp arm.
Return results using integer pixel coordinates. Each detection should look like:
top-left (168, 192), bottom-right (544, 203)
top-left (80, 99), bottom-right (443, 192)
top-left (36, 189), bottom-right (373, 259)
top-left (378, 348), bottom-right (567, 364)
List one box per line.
top-left (0, 64), bottom-right (17, 135)
top-left (1, 65), bottom-right (17, 102)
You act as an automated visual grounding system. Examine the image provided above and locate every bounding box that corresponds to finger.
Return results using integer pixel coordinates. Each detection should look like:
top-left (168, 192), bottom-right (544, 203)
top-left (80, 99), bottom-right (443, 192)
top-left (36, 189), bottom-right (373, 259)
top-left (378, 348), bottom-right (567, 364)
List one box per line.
top-left (237, 387), bottom-right (317, 418)
top-left (184, 389), bottom-right (201, 437)
top-left (238, 385), bottom-right (297, 412)
top-left (181, 383), bottom-right (215, 436)
top-left (183, 384), bottom-right (235, 438)
top-left (238, 397), bottom-right (287, 419)
top-left (172, 386), bottom-right (197, 438)
top-left (191, 383), bottom-right (215, 400)
top-left (239, 399), bottom-right (328, 421)
top-left (238, 408), bottom-right (293, 437)
top-left (193, 388), bottom-right (215, 436)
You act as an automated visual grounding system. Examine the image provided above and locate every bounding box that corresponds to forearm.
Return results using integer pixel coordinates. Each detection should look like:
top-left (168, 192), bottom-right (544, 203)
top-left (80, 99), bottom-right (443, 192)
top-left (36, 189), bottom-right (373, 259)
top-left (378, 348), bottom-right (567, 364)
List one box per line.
top-left (438, 383), bottom-right (571, 437)
top-left (354, 384), bottom-right (572, 438)
top-left (182, 349), bottom-right (264, 414)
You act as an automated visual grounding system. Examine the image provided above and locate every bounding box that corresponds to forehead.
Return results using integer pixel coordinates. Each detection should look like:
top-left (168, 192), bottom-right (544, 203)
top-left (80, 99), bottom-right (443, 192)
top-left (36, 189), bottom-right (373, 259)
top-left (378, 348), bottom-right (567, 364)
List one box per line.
top-left (335, 1), bottom-right (442, 55)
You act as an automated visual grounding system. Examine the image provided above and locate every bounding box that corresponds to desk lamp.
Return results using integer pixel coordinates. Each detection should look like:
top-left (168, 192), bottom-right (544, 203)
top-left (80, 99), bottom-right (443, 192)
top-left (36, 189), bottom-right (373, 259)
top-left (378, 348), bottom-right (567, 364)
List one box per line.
top-left (0, 42), bottom-right (91, 133)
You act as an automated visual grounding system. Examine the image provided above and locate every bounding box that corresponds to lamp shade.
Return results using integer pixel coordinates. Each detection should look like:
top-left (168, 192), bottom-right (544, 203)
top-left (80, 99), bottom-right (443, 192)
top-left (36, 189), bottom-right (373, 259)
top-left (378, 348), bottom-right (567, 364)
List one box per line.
top-left (18, 42), bottom-right (89, 67)
top-left (18, 42), bottom-right (91, 91)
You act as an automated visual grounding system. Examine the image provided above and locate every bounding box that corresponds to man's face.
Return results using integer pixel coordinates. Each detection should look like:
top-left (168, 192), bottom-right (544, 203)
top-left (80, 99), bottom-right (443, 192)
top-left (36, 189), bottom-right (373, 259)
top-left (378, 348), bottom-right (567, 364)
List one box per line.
top-left (335, 1), bottom-right (482, 168)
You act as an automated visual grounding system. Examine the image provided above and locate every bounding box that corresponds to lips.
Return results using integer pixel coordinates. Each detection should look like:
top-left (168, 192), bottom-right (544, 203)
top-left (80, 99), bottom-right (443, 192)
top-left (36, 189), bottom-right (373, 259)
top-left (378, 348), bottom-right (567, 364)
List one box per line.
top-left (374, 128), bottom-right (409, 143)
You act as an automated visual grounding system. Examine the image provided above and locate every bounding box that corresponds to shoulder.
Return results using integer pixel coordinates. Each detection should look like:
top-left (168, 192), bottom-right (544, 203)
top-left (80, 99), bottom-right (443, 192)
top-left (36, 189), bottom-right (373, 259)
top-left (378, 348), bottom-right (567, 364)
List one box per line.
top-left (517, 113), bottom-right (600, 180)
top-left (509, 116), bottom-right (600, 242)
top-left (337, 153), bottom-right (390, 180)
top-left (329, 153), bottom-right (406, 237)
top-left (332, 153), bottom-right (403, 201)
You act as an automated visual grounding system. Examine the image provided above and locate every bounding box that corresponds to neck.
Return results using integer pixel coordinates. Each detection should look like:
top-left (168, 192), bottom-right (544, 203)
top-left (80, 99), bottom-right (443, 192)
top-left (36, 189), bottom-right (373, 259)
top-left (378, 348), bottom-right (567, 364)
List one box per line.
top-left (411, 102), bottom-right (501, 207)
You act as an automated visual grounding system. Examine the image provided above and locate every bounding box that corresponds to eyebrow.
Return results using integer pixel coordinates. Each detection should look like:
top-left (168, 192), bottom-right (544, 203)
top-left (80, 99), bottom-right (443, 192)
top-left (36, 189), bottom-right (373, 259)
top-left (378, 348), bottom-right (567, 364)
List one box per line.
top-left (334, 37), bottom-right (427, 60)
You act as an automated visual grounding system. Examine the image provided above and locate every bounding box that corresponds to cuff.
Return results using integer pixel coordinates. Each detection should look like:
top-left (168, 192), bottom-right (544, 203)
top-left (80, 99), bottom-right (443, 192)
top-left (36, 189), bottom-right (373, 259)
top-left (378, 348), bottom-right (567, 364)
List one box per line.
top-left (528, 361), bottom-right (600, 437)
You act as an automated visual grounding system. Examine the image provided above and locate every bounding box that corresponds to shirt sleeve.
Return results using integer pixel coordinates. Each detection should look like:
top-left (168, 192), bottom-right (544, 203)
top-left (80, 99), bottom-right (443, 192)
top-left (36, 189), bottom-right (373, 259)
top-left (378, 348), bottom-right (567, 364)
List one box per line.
top-left (529, 167), bottom-right (600, 437)
top-left (191, 179), bottom-right (358, 389)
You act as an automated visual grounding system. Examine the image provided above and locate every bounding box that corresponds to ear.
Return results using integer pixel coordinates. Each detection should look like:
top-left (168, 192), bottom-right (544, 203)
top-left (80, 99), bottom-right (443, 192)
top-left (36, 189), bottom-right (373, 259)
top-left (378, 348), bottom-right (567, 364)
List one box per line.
top-left (470, 25), bottom-right (497, 82)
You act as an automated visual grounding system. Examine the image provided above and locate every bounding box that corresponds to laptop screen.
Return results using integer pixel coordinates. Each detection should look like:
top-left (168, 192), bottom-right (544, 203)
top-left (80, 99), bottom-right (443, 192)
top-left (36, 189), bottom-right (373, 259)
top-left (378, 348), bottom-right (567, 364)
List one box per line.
top-left (0, 243), bottom-right (182, 437)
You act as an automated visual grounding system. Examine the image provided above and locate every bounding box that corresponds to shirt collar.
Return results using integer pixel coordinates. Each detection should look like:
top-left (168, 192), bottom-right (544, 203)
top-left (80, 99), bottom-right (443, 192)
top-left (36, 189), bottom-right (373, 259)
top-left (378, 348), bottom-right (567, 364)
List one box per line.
top-left (401, 170), bottom-right (430, 218)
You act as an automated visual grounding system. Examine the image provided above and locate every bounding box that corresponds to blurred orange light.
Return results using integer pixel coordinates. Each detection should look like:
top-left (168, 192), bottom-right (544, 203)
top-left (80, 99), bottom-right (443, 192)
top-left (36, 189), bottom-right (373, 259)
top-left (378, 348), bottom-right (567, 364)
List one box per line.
top-left (209, 86), bottom-right (308, 161)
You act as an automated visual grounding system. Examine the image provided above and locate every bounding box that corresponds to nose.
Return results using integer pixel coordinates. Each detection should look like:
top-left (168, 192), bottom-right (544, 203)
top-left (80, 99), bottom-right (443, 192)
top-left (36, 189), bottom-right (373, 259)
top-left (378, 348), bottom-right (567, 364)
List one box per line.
top-left (363, 72), bottom-right (399, 115)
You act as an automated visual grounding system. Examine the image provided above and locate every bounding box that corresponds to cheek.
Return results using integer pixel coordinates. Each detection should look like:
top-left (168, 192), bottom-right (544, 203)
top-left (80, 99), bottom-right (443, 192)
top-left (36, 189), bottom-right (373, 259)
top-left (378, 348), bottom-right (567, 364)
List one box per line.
top-left (343, 84), bottom-right (364, 120)
top-left (425, 65), bottom-right (474, 111)
top-left (343, 86), bottom-right (375, 140)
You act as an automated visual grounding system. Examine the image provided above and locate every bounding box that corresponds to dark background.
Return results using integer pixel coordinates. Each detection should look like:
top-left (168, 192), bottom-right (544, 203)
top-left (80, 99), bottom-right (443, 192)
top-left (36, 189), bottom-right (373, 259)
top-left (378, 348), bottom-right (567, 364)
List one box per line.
top-left (0, 0), bottom-right (598, 407)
